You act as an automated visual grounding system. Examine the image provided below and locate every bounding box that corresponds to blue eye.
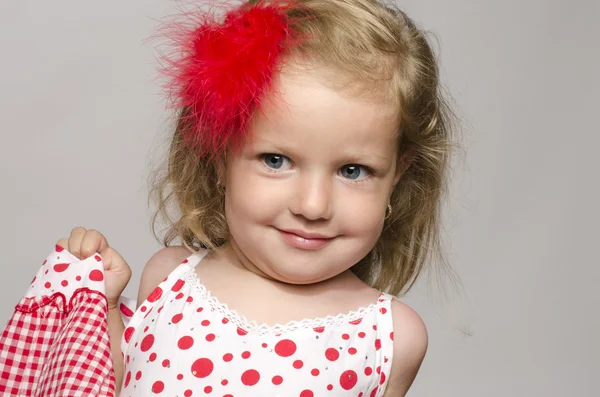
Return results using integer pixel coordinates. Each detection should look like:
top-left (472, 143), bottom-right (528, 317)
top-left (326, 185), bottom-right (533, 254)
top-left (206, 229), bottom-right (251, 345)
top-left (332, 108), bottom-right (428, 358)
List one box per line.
top-left (261, 154), bottom-right (289, 170)
top-left (340, 164), bottom-right (370, 180)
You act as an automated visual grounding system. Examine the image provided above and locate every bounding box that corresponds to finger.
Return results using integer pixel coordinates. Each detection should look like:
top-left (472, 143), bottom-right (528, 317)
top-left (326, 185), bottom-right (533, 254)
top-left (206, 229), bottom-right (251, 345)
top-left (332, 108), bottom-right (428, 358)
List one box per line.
top-left (68, 227), bottom-right (87, 259)
top-left (100, 247), bottom-right (131, 277)
top-left (81, 229), bottom-right (109, 259)
top-left (56, 238), bottom-right (68, 249)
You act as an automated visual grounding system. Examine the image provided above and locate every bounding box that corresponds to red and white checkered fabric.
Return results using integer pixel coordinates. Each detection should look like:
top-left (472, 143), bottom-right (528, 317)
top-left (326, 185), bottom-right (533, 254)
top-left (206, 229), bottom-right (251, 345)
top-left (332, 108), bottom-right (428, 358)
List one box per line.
top-left (0, 245), bottom-right (136, 396)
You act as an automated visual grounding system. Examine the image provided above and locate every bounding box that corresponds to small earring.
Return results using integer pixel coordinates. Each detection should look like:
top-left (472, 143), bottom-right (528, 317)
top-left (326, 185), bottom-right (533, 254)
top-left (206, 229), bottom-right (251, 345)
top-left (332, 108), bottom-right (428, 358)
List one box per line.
top-left (384, 204), bottom-right (392, 220)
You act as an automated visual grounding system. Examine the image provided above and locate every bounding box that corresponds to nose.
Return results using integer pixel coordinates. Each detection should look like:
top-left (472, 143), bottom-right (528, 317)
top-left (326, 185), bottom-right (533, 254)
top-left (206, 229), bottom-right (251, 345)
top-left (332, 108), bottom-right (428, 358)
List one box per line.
top-left (289, 172), bottom-right (334, 221)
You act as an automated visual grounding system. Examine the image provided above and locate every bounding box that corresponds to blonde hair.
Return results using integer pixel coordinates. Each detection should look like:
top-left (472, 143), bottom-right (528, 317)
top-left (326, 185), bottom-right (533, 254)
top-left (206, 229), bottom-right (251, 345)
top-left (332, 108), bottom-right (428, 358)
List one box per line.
top-left (151, 0), bottom-right (457, 296)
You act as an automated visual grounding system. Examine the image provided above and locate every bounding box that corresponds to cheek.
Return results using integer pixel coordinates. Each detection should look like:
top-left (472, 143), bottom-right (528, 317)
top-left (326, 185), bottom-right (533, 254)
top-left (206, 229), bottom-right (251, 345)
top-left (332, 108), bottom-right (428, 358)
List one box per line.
top-left (225, 166), bottom-right (283, 223)
top-left (338, 197), bottom-right (385, 238)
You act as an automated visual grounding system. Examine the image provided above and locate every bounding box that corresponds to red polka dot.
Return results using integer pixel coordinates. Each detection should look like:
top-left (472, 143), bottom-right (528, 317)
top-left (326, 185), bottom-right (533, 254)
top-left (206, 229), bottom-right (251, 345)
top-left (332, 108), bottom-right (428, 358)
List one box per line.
top-left (135, 371), bottom-right (142, 380)
top-left (206, 333), bottom-right (216, 342)
top-left (375, 339), bottom-right (381, 350)
top-left (53, 263), bottom-right (69, 272)
top-left (204, 386), bottom-right (212, 393)
top-left (152, 381), bottom-right (165, 393)
top-left (300, 390), bottom-right (314, 397)
top-left (272, 375), bottom-right (283, 385)
top-left (175, 292), bottom-right (184, 299)
top-left (76, 275), bottom-right (82, 281)
top-left (178, 336), bottom-right (194, 350)
top-left (191, 358), bottom-right (214, 378)
top-left (380, 307), bottom-right (387, 314)
top-left (221, 379), bottom-right (228, 386)
top-left (274, 339), bottom-right (297, 357)
top-left (184, 390), bottom-right (192, 397)
top-left (242, 351), bottom-right (251, 359)
top-left (359, 393), bottom-right (364, 397)
top-left (140, 306), bottom-right (147, 312)
top-left (237, 327), bottom-right (248, 335)
top-left (262, 343), bottom-right (268, 348)
top-left (373, 325), bottom-right (378, 330)
top-left (376, 366), bottom-right (381, 374)
top-left (94, 255), bottom-right (101, 261)
top-left (380, 372), bottom-right (386, 385)
top-left (120, 303), bottom-right (134, 317)
top-left (143, 308), bottom-right (153, 319)
top-left (124, 371), bottom-right (131, 387)
top-left (224, 395), bottom-right (233, 397)
top-left (223, 353), bottom-right (233, 362)
top-left (358, 332), bottom-right (366, 338)
top-left (61, 280), bottom-right (68, 287)
top-left (241, 369), bottom-right (260, 386)
top-left (293, 360), bottom-right (303, 369)
top-left (340, 370), bottom-right (358, 390)
top-left (349, 318), bottom-right (362, 325)
top-left (172, 279), bottom-right (185, 292)
top-left (311, 368), bottom-right (320, 376)
top-left (30, 276), bottom-right (36, 284)
top-left (162, 359), bottom-right (170, 367)
top-left (158, 306), bottom-right (164, 313)
top-left (44, 282), bottom-right (51, 289)
top-left (327, 384), bottom-right (333, 391)
top-left (195, 307), bottom-right (203, 313)
top-left (222, 317), bottom-right (229, 324)
top-left (186, 295), bottom-right (194, 303)
top-left (149, 352), bottom-right (157, 362)
top-left (55, 244), bottom-right (64, 252)
top-left (89, 269), bottom-right (104, 282)
top-left (140, 334), bottom-right (154, 352)
top-left (325, 348), bottom-right (339, 361)
top-left (390, 331), bottom-right (394, 340)
top-left (342, 333), bottom-right (350, 340)
top-left (313, 326), bottom-right (325, 333)
top-left (147, 287), bottom-right (163, 302)
top-left (365, 367), bottom-right (373, 376)
top-left (177, 374), bottom-right (184, 380)
top-left (201, 320), bottom-right (210, 326)
top-left (370, 387), bottom-right (379, 397)
top-left (348, 347), bottom-right (357, 355)
top-left (172, 313), bottom-right (184, 324)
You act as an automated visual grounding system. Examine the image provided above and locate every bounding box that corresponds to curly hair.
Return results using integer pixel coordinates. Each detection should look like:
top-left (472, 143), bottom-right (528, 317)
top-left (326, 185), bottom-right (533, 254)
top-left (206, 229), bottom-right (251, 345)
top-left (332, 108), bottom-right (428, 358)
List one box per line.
top-left (150, 0), bottom-right (458, 296)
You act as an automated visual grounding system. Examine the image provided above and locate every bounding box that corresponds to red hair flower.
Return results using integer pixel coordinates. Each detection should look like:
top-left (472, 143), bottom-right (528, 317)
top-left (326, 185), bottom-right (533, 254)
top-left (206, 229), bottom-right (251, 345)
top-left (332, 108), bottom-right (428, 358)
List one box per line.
top-left (160, 1), bottom-right (304, 157)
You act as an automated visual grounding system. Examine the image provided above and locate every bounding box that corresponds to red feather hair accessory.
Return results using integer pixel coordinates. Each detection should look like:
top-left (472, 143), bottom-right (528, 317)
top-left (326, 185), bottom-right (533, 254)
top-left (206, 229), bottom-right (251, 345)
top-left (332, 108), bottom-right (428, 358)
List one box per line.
top-left (160, 1), bottom-right (304, 157)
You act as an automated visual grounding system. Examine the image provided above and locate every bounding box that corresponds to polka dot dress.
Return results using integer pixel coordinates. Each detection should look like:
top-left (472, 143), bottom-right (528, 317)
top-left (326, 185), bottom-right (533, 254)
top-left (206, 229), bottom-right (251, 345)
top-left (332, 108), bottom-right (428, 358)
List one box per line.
top-left (120, 251), bottom-right (395, 397)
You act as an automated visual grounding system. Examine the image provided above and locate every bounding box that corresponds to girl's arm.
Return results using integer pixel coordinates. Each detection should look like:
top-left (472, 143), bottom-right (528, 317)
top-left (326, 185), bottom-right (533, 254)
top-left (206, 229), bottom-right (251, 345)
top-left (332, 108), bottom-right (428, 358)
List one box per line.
top-left (382, 301), bottom-right (428, 396)
top-left (107, 306), bottom-right (125, 395)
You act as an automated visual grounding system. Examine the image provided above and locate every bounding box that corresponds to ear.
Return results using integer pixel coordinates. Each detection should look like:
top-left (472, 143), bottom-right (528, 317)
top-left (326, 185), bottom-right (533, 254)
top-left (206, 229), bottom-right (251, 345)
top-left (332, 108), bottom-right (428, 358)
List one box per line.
top-left (393, 147), bottom-right (416, 186)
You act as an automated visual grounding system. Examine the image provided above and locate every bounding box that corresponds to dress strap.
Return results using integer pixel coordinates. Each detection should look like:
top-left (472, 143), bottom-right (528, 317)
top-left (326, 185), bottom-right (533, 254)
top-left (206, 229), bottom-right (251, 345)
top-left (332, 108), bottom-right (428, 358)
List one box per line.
top-left (183, 249), bottom-right (209, 269)
top-left (375, 292), bottom-right (395, 397)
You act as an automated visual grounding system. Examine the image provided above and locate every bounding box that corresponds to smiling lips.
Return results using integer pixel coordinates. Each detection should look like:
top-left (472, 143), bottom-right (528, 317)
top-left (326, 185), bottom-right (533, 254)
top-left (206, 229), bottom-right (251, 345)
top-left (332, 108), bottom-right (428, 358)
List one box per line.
top-left (277, 228), bottom-right (334, 250)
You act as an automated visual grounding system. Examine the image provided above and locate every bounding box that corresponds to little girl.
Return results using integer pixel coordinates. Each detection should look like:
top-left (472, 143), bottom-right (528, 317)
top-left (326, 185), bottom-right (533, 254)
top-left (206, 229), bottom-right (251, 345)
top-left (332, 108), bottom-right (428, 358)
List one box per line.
top-left (58, 0), bottom-right (454, 395)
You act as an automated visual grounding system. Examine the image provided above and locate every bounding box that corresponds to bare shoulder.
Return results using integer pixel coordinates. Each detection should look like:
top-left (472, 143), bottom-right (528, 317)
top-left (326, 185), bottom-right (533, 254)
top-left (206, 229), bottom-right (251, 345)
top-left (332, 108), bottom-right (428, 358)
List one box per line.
top-left (136, 246), bottom-right (198, 307)
top-left (382, 299), bottom-right (428, 397)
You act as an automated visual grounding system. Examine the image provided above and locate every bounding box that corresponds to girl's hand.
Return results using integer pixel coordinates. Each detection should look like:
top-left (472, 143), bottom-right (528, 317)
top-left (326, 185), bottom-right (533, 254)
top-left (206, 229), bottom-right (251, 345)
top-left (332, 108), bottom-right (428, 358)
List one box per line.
top-left (57, 227), bottom-right (132, 310)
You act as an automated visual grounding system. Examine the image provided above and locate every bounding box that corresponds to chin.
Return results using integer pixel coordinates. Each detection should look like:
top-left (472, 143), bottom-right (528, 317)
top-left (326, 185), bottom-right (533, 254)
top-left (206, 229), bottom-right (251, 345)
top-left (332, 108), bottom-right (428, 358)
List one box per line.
top-left (258, 249), bottom-right (348, 285)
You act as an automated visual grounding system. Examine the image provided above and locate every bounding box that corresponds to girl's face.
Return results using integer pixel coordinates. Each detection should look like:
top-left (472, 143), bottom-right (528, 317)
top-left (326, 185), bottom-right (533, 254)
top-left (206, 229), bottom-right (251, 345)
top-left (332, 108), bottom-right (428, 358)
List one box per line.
top-left (224, 67), bottom-right (403, 284)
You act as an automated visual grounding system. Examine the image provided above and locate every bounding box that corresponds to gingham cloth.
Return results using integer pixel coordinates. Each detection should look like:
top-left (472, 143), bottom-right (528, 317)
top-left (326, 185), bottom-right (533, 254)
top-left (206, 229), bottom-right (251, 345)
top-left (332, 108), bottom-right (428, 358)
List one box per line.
top-left (0, 245), bottom-right (136, 396)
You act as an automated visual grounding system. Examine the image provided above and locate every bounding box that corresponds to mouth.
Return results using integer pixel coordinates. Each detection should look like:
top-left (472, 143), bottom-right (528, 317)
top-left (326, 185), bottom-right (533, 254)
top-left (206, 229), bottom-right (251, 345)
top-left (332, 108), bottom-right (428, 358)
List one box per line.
top-left (276, 228), bottom-right (335, 250)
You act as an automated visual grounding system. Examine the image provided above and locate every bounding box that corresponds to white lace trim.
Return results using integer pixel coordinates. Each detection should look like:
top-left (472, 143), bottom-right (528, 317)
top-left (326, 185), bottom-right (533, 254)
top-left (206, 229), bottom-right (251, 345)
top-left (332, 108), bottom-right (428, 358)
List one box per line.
top-left (182, 267), bottom-right (382, 336)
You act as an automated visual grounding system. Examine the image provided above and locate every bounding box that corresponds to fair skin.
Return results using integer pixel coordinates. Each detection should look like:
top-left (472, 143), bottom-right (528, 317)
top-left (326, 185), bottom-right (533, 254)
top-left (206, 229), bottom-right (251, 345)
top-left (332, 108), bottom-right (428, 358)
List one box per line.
top-left (60, 65), bottom-right (427, 396)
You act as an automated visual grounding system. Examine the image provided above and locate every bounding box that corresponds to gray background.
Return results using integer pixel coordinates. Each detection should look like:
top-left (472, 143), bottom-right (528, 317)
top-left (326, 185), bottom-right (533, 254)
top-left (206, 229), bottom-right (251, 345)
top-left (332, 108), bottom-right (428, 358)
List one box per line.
top-left (1, 1), bottom-right (598, 395)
